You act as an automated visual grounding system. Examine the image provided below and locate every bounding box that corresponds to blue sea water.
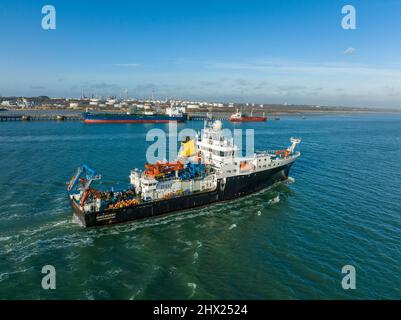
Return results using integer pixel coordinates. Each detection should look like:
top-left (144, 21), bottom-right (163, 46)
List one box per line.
top-left (0, 114), bottom-right (400, 299)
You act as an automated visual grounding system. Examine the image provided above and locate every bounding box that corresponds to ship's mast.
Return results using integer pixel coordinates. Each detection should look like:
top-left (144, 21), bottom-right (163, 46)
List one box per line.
top-left (204, 107), bottom-right (214, 129)
top-left (287, 138), bottom-right (301, 153)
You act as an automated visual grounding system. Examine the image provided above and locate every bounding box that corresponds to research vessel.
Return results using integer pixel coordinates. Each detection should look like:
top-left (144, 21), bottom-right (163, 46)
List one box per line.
top-left (67, 119), bottom-right (301, 227)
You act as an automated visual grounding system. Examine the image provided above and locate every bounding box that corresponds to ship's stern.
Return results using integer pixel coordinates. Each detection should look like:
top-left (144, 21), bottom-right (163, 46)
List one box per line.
top-left (69, 196), bottom-right (87, 227)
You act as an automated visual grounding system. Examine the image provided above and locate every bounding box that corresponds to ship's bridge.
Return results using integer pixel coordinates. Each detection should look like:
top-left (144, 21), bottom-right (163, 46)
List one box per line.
top-left (196, 120), bottom-right (240, 172)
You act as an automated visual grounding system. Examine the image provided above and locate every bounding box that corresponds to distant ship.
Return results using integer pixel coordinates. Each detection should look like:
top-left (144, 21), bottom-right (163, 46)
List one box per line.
top-left (229, 109), bottom-right (267, 122)
top-left (67, 118), bottom-right (301, 227)
top-left (83, 107), bottom-right (187, 123)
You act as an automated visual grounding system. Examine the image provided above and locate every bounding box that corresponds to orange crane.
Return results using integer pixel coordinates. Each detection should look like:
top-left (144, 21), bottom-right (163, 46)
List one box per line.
top-left (80, 188), bottom-right (102, 207)
top-left (144, 161), bottom-right (184, 177)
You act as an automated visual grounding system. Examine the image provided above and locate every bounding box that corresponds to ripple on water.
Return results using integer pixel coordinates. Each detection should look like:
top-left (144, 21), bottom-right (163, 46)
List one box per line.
top-left (188, 283), bottom-right (197, 298)
top-left (1, 116), bottom-right (401, 299)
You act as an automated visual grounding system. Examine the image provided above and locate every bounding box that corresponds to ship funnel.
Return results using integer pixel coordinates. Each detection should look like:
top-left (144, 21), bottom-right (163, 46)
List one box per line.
top-left (179, 138), bottom-right (197, 158)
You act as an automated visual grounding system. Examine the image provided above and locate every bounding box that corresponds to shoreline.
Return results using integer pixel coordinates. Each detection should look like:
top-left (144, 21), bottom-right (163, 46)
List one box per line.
top-left (1, 107), bottom-right (400, 117)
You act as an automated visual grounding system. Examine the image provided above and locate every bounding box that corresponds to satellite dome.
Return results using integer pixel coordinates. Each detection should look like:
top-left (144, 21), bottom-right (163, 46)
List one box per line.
top-left (213, 120), bottom-right (222, 131)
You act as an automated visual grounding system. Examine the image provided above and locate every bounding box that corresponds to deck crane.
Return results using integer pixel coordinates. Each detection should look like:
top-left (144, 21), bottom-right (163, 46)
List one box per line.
top-left (67, 164), bottom-right (101, 192)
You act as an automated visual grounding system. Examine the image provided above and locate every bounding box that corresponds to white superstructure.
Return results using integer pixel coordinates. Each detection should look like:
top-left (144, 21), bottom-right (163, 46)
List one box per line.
top-left (129, 119), bottom-right (301, 202)
top-left (196, 119), bottom-right (300, 178)
top-left (165, 106), bottom-right (185, 117)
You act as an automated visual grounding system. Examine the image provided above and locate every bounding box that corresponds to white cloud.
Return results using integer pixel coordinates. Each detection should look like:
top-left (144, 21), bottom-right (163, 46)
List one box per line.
top-left (344, 47), bottom-right (356, 55)
top-left (196, 58), bottom-right (401, 107)
top-left (205, 60), bottom-right (401, 78)
top-left (110, 63), bottom-right (141, 67)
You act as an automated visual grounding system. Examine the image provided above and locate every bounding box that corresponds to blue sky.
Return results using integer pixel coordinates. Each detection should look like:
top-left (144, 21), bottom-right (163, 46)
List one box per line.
top-left (0, 0), bottom-right (400, 108)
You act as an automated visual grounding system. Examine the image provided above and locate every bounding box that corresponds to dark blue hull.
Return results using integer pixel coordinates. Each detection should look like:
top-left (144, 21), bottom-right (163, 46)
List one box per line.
top-left (83, 112), bottom-right (187, 123)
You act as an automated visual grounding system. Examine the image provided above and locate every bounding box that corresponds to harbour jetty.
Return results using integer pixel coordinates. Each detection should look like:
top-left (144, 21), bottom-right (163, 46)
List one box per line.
top-left (0, 111), bottom-right (233, 122)
top-left (0, 113), bottom-right (82, 122)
